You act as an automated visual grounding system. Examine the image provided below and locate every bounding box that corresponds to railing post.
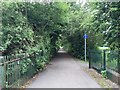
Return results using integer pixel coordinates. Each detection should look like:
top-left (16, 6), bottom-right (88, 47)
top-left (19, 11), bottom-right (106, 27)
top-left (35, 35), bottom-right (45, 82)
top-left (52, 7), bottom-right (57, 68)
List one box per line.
top-left (0, 64), bottom-right (4, 89)
top-left (103, 50), bottom-right (106, 70)
top-left (89, 50), bottom-right (91, 69)
top-left (118, 50), bottom-right (120, 85)
top-left (3, 63), bottom-right (6, 89)
top-left (0, 63), bottom-right (7, 89)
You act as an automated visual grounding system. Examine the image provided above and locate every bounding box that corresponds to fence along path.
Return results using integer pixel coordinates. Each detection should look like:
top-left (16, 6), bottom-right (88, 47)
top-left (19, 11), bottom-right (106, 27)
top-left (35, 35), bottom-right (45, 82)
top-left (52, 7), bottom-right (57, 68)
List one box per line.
top-left (27, 49), bottom-right (100, 88)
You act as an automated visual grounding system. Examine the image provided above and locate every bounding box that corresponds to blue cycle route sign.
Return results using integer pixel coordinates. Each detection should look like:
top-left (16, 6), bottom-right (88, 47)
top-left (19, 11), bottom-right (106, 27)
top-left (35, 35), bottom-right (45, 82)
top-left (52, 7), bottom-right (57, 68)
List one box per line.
top-left (83, 34), bottom-right (88, 39)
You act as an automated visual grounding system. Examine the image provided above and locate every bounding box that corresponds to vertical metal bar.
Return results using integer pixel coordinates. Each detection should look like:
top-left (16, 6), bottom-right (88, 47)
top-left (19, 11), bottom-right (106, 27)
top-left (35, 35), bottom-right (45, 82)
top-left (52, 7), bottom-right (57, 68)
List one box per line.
top-left (118, 50), bottom-right (120, 85)
top-left (101, 51), bottom-right (103, 69)
top-left (0, 64), bottom-right (4, 89)
top-left (4, 63), bottom-right (6, 88)
top-left (17, 61), bottom-right (20, 86)
top-left (89, 50), bottom-right (91, 68)
top-left (103, 50), bottom-right (106, 70)
top-left (118, 50), bottom-right (120, 72)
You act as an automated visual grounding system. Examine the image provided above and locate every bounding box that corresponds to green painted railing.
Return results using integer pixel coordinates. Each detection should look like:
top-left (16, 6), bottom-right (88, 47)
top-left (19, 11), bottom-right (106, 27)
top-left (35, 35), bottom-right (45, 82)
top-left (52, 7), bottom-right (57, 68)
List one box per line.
top-left (89, 50), bottom-right (119, 73)
top-left (0, 52), bottom-right (41, 88)
top-left (89, 50), bottom-right (119, 84)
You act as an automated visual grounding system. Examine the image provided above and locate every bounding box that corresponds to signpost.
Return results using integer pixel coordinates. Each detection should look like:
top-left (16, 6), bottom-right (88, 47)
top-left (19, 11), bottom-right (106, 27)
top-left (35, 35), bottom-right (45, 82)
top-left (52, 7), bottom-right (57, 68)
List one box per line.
top-left (83, 34), bottom-right (88, 62)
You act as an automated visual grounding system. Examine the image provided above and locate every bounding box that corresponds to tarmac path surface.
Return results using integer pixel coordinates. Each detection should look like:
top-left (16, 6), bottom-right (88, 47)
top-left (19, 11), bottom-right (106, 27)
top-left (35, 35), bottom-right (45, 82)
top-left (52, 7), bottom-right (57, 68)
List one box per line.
top-left (27, 49), bottom-right (101, 88)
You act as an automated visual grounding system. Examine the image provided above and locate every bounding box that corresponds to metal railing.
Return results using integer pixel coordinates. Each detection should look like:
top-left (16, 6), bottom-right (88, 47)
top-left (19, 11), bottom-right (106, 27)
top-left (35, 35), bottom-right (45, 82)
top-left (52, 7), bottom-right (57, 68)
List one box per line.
top-left (89, 49), bottom-right (119, 84)
top-left (0, 52), bottom-right (41, 88)
top-left (89, 50), bottom-right (119, 73)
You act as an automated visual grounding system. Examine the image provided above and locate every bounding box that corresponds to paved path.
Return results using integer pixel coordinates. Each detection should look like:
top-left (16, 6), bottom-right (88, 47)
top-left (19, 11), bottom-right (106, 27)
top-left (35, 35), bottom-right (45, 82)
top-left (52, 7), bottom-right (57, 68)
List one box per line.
top-left (27, 50), bottom-right (101, 88)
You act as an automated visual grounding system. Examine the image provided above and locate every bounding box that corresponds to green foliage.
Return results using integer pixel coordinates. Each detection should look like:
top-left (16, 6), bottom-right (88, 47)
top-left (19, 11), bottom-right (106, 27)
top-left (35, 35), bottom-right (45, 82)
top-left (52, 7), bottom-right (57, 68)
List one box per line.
top-left (2, 3), bottom-right (34, 55)
top-left (62, 2), bottom-right (119, 61)
top-left (1, 1), bottom-right (119, 72)
top-left (1, 2), bottom-right (67, 71)
top-left (106, 50), bottom-right (118, 72)
top-left (90, 2), bottom-right (119, 50)
top-left (1, 2), bottom-right (119, 88)
top-left (65, 30), bottom-right (84, 59)
top-left (101, 70), bottom-right (107, 79)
